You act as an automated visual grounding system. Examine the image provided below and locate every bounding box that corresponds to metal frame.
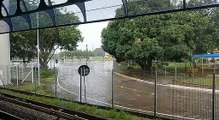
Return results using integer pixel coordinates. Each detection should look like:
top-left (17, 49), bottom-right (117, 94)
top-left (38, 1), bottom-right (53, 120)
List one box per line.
top-left (0, 0), bottom-right (89, 19)
top-left (0, 0), bottom-right (219, 34)
top-left (0, 0), bottom-right (88, 32)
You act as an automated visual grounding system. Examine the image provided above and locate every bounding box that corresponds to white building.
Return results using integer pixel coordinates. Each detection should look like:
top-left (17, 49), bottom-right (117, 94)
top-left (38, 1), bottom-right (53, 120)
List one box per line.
top-left (0, 33), bottom-right (10, 86)
top-left (0, 1), bottom-right (10, 86)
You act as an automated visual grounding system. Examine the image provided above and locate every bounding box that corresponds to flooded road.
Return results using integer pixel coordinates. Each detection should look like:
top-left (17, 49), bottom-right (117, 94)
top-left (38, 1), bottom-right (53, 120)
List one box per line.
top-left (57, 61), bottom-right (219, 120)
top-left (58, 61), bottom-right (113, 106)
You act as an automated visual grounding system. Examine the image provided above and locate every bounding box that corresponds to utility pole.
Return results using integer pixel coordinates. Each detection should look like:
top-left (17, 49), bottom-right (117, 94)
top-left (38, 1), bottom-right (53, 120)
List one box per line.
top-left (37, 12), bottom-right (40, 85)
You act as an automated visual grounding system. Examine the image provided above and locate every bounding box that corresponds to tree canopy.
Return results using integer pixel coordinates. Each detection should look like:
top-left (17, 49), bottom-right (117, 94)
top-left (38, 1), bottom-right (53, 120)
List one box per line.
top-left (102, 0), bottom-right (218, 70)
top-left (59, 48), bottom-right (105, 60)
top-left (10, 8), bottom-right (82, 69)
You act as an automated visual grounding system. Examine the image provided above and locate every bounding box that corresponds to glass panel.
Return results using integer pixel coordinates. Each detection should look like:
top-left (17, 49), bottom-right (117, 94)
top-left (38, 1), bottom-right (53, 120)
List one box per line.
top-left (1, 0), bottom-right (17, 16)
top-left (30, 11), bottom-right (54, 29)
top-left (85, 0), bottom-right (124, 21)
top-left (45, 0), bottom-right (68, 6)
top-left (54, 5), bottom-right (84, 26)
top-left (186, 0), bottom-right (219, 8)
top-left (11, 16), bottom-right (29, 31)
top-left (127, 0), bottom-right (183, 16)
top-left (20, 0), bottom-right (40, 12)
top-left (0, 20), bottom-right (10, 33)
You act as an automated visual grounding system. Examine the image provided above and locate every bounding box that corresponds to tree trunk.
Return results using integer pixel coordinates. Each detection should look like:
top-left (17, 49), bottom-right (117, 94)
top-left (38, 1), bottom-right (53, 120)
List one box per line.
top-left (42, 62), bottom-right (48, 70)
top-left (40, 59), bottom-right (48, 70)
top-left (137, 59), bottom-right (153, 71)
top-left (146, 59), bottom-right (152, 69)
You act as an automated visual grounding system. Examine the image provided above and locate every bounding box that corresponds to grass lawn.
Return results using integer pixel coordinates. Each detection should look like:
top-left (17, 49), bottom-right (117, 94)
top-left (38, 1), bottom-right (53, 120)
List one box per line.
top-left (166, 63), bottom-right (190, 68)
top-left (165, 63), bottom-right (190, 71)
top-left (115, 62), bottom-right (219, 88)
top-left (9, 69), bottom-right (56, 96)
top-left (159, 75), bottom-right (218, 88)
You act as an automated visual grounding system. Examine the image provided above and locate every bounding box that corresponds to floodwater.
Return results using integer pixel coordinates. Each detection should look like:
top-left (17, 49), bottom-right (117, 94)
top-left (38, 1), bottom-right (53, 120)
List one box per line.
top-left (57, 61), bottom-right (219, 120)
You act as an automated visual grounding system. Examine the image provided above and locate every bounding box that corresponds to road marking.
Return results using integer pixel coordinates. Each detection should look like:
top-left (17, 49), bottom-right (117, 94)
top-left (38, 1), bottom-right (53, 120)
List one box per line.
top-left (118, 85), bottom-right (151, 95)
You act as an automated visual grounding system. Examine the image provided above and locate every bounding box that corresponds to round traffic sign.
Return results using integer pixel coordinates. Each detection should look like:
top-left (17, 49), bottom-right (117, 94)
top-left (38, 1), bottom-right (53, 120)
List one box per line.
top-left (78, 65), bottom-right (90, 76)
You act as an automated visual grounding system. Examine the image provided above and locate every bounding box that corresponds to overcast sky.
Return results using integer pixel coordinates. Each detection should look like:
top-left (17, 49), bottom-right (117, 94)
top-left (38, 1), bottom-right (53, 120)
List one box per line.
top-left (77, 21), bottom-right (109, 51)
top-left (45, 0), bottom-right (119, 52)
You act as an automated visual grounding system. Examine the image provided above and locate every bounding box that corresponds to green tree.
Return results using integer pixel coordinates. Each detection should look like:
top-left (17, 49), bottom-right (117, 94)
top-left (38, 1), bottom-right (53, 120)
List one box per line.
top-left (102, 0), bottom-right (215, 70)
top-left (210, 8), bottom-right (219, 50)
top-left (59, 50), bottom-right (96, 60)
top-left (10, 9), bottom-right (82, 69)
top-left (93, 48), bottom-right (105, 57)
top-left (10, 30), bottom-right (36, 62)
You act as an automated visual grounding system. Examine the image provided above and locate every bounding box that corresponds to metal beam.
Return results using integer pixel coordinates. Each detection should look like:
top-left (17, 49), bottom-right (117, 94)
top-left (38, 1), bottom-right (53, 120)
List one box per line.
top-left (20, 0), bottom-right (32, 29)
top-left (121, 0), bottom-right (128, 16)
top-left (2, 3), bottom-right (12, 31)
top-left (46, 0), bottom-right (56, 26)
top-left (0, 0), bottom-right (90, 20)
top-left (76, 2), bottom-right (87, 22)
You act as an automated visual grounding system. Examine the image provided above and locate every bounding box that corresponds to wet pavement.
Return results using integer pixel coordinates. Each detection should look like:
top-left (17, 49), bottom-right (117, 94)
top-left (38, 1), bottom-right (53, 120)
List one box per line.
top-left (57, 61), bottom-right (219, 120)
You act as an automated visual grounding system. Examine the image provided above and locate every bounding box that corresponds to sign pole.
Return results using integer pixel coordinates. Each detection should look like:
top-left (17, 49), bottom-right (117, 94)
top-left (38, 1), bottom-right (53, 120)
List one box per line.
top-left (83, 67), bottom-right (87, 102)
top-left (78, 65), bottom-right (90, 103)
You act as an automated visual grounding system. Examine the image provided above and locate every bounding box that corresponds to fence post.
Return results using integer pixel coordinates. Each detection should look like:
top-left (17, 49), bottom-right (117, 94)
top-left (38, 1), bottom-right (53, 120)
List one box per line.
top-left (112, 69), bottom-right (114, 108)
top-left (154, 66), bottom-right (158, 118)
top-left (80, 68), bottom-right (82, 103)
top-left (6, 65), bottom-right (9, 85)
top-left (31, 63), bottom-right (34, 84)
top-left (34, 66), bottom-right (37, 94)
top-left (175, 67), bottom-right (177, 81)
top-left (21, 63), bottom-right (24, 80)
top-left (16, 65), bottom-right (19, 86)
top-left (151, 67), bottom-right (153, 78)
top-left (212, 73), bottom-right (216, 120)
top-left (55, 68), bottom-right (58, 98)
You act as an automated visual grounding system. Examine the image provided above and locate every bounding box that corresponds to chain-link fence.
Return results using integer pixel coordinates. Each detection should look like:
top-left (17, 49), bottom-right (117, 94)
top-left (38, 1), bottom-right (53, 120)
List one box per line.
top-left (113, 61), bottom-right (155, 115)
top-left (1, 62), bottom-right (57, 97)
top-left (112, 61), bottom-right (218, 119)
top-left (1, 60), bottom-right (219, 120)
top-left (157, 64), bottom-right (213, 119)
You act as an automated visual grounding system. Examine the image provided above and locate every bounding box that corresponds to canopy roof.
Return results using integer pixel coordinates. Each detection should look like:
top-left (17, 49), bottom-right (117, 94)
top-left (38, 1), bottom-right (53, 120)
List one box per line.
top-left (192, 54), bottom-right (219, 58)
top-left (0, 0), bottom-right (219, 34)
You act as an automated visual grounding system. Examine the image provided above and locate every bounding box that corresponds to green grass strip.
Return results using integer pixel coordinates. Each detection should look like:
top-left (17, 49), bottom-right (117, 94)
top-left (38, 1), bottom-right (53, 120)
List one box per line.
top-left (0, 89), bottom-right (139, 120)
